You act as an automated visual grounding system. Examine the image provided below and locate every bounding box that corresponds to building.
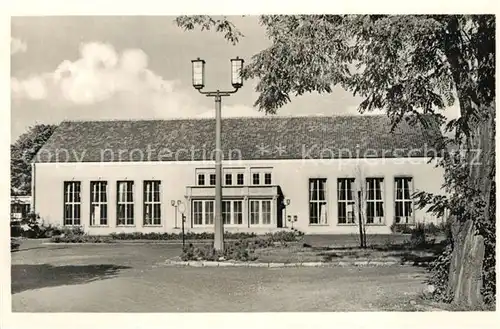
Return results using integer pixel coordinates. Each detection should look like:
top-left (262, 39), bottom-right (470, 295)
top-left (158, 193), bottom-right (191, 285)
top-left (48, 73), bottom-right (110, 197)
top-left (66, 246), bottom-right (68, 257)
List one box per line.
top-left (32, 115), bottom-right (445, 235)
top-left (10, 195), bottom-right (32, 222)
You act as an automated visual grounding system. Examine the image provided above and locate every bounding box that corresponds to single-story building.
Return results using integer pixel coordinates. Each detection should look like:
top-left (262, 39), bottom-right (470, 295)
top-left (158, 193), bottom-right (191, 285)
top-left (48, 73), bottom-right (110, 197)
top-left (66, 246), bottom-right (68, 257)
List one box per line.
top-left (10, 195), bottom-right (32, 221)
top-left (32, 115), bottom-right (445, 235)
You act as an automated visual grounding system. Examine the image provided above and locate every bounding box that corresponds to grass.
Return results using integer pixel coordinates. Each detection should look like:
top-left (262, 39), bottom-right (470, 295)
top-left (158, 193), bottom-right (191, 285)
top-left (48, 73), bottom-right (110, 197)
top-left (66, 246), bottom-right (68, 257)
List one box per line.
top-left (11, 239), bottom-right (438, 312)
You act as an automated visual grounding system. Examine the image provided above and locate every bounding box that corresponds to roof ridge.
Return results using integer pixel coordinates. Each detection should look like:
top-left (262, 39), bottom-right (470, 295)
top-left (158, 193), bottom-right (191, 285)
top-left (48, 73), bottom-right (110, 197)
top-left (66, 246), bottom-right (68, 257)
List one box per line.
top-left (60, 113), bottom-right (389, 124)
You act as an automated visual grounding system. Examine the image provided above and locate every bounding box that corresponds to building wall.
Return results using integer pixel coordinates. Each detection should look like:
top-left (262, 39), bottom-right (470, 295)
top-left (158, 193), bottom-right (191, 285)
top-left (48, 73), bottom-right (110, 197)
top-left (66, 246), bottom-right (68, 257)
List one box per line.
top-left (34, 157), bottom-right (445, 235)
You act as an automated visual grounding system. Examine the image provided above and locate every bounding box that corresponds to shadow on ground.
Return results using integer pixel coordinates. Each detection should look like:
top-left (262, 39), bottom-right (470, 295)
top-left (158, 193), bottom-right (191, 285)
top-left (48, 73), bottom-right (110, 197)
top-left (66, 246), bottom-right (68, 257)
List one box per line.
top-left (11, 264), bottom-right (131, 294)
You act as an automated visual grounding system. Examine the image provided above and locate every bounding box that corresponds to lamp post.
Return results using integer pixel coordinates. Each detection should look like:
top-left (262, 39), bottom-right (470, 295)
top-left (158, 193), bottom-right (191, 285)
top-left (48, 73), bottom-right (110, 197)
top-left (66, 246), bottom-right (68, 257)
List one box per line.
top-left (191, 57), bottom-right (244, 251)
top-left (178, 201), bottom-right (186, 249)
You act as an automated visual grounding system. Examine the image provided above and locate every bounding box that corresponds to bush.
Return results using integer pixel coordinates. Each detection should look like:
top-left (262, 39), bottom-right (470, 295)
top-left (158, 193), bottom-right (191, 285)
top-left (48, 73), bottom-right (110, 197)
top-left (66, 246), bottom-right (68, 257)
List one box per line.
top-left (425, 243), bottom-right (453, 302)
top-left (11, 239), bottom-right (20, 252)
top-left (109, 231), bottom-right (258, 241)
top-left (51, 234), bottom-right (113, 243)
top-left (410, 223), bottom-right (427, 247)
top-left (181, 240), bottom-right (259, 262)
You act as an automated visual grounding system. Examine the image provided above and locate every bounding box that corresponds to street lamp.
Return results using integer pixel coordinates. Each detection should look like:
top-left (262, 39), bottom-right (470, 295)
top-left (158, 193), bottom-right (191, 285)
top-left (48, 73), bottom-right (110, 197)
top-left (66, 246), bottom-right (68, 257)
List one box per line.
top-left (191, 56), bottom-right (244, 251)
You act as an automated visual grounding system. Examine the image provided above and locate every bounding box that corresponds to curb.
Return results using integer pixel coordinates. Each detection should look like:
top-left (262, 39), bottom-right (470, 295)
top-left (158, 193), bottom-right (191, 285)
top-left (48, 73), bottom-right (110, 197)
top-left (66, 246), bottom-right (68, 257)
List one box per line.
top-left (41, 240), bottom-right (214, 246)
top-left (162, 260), bottom-right (412, 268)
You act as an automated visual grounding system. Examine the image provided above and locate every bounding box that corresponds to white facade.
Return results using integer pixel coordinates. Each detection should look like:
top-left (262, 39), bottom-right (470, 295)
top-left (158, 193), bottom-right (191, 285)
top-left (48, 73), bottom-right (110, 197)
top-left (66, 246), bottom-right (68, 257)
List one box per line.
top-left (33, 157), bottom-right (445, 235)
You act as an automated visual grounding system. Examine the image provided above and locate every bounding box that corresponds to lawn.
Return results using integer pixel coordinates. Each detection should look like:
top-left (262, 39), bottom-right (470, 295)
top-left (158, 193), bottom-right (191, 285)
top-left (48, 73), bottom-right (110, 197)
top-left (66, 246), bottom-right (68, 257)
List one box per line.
top-left (10, 239), bottom-right (444, 312)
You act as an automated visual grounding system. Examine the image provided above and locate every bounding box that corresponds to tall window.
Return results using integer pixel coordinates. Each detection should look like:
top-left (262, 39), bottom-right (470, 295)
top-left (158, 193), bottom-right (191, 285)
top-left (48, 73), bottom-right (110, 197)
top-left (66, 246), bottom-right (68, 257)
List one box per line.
top-left (233, 200), bottom-right (243, 224)
top-left (197, 174), bottom-right (205, 186)
top-left (90, 181), bottom-right (107, 226)
top-left (209, 174), bottom-right (216, 186)
top-left (309, 179), bottom-right (327, 224)
top-left (117, 181), bottom-right (134, 225)
top-left (249, 199), bottom-right (272, 225)
top-left (366, 178), bottom-right (384, 224)
top-left (338, 178), bottom-right (355, 224)
top-left (222, 201), bottom-right (231, 224)
top-left (237, 173), bottom-right (244, 186)
top-left (222, 200), bottom-right (244, 225)
top-left (225, 174), bottom-right (233, 186)
top-left (64, 181), bottom-right (81, 225)
top-left (395, 177), bottom-right (414, 224)
top-left (144, 181), bottom-right (161, 225)
top-left (191, 200), bottom-right (214, 226)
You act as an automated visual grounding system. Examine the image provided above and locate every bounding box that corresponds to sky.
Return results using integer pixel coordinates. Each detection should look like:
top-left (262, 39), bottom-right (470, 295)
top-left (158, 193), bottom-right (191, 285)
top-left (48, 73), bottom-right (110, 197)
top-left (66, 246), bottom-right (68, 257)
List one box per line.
top-left (10, 16), bottom-right (459, 141)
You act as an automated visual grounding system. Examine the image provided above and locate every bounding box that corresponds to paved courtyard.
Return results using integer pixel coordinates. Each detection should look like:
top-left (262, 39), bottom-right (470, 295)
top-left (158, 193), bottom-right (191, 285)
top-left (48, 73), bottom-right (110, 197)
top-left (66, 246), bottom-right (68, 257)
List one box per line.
top-left (11, 239), bottom-right (430, 312)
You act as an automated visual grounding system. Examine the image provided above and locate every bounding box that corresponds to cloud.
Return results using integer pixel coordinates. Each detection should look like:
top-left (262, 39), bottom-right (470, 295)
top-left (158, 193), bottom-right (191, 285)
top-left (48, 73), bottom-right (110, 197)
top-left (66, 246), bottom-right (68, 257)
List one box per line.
top-left (11, 41), bottom-right (257, 120)
top-left (11, 76), bottom-right (47, 100)
top-left (11, 37), bottom-right (27, 55)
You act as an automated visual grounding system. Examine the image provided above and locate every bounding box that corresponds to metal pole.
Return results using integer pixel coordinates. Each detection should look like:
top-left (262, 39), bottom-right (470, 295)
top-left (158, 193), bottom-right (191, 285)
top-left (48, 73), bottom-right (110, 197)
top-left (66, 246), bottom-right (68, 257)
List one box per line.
top-left (182, 214), bottom-right (186, 249)
top-left (214, 91), bottom-right (224, 251)
top-left (174, 205), bottom-right (178, 228)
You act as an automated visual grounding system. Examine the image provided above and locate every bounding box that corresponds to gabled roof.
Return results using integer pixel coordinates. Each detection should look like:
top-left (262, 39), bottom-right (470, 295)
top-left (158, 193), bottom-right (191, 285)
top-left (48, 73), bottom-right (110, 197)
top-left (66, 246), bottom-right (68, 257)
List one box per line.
top-left (34, 115), bottom-right (442, 163)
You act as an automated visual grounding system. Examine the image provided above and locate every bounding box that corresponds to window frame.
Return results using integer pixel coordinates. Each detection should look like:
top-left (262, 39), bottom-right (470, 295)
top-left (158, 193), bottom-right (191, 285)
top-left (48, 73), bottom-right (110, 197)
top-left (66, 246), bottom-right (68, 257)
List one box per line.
top-left (63, 181), bottom-right (81, 226)
top-left (197, 174), bottom-right (205, 186)
top-left (309, 178), bottom-right (328, 225)
top-left (191, 199), bottom-right (215, 226)
top-left (143, 180), bottom-right (162, 226)
top-left (222, 199), bottom-right (244, 225)
top-left (236, 173), bottom-right (244, 186)
top-left (394, 176), bottom-right (415, 225)
top-left (225, 173), bottom-right (233, 186)
top-left (365, 177), bottom-right (385, 225)
top-left (249, 199), bottom-right (273, 226)
top-left (117, 180), bottom-right (135, 226)
top-left (337, 178), bottom-right (356, 225)
top-left (90, 181), bottom-right (108, 226)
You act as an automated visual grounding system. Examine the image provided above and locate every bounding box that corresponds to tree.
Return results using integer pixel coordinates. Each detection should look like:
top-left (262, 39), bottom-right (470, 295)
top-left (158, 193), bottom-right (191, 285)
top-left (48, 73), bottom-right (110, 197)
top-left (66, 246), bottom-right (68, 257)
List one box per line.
top-left (11, 124), bottom-right (57, 196)
top-left (176, 15), bottom-right (495, 306)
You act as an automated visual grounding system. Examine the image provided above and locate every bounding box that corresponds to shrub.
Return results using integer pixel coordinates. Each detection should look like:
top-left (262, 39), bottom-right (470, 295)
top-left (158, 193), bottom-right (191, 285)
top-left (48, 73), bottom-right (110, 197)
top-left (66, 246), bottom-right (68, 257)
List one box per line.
top-left (11, 239), bottom-right (20, 252)
top-left (425, 243), bottom-right (453, 302)
top-left (390, 223), bottom-right (414, 234)
top-left (410, 223), bottom-right (427, 247)
top-left (181, 240), bottom-right (259, 262)
top-left (51, 234), bottom-right (113, 243)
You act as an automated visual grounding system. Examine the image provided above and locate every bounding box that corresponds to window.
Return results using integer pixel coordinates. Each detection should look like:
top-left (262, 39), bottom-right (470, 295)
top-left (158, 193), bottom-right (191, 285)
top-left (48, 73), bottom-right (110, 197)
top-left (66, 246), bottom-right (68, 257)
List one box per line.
top-left (252, 173), bottom-right (260, 185)
top-left (309, 179), bottom-right (327, 224)
top-left (338, 178), bottom-right (355, 224)
top-left (222, 200), bottom-right (243, 225)
top-left (90, 181), bottom-right (107, 226)
top-left (237, 173), bottom-right (244, 186)
top-left (366, 178), bottom-right (384, 224)
top-left (117, 181), bottom-right (134, 225)
top-left (192, 200), bottom-right (214, 226)
top-left (225, 174), bottom-right (233, 186)
top-left (197, 174), bottom-right (205, 186)
top-left (233, 200), bottom-right (243, 224)
top-left (249, 199), bottom-right (272, 226)
top-left (144, 181), bottom-right (161, 225)
top-left (395, 177), bottom-right (414, 224)
top-left (264, 173), bottom-right (272, 185)
top-left (222, 201), bottom-right (231, 224)
top-left (64, 181), bottom-right (81, 225)
top-left (209, 174), bottom-right (216, 186)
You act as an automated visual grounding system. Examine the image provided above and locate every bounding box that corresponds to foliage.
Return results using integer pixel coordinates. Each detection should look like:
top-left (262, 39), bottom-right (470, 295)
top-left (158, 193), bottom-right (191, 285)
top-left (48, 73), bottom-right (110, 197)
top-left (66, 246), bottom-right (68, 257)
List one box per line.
top-left (180, 230), bottom-right (304, 262)
top-left (175, 16), bottom-right (244, 45)
top-left (181, 240), bottom-right (258, 262)
top-left (11, 239), bottom-right (20, 252)
top-left (425, 243), bottom-right (453, 302)
top-left (109, 231), bottom-right (257, 241)
top-left (51, 235), bottom-right (113, 243)
top-left (11, 124), bottom-right (57, 196)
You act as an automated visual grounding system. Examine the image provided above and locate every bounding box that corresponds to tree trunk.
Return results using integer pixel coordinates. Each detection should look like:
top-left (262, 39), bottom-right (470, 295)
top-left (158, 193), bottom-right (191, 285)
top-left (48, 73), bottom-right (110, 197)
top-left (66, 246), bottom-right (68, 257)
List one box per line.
top-left (447, 110), bottom-right (494, 306)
